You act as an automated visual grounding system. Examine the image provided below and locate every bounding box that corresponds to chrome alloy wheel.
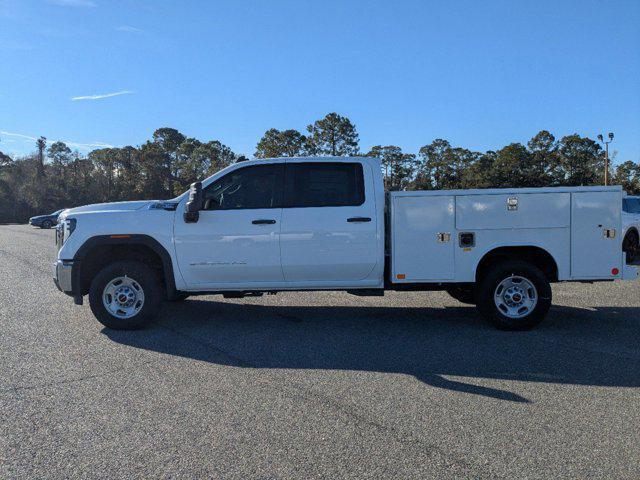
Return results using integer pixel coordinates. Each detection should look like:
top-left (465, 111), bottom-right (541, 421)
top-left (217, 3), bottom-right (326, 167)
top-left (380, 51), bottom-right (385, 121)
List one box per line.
top-left (494, 275), bottom-right (538, 319)
top-left (102, 276), bottom-right (145, 319)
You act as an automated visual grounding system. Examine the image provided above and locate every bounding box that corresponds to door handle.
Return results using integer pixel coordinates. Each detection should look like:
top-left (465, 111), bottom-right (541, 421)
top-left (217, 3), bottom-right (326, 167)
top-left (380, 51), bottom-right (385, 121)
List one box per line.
top-left (347, 217), bottom-right (371, 223)
top-left (252, 219), bottom-right (276, 225)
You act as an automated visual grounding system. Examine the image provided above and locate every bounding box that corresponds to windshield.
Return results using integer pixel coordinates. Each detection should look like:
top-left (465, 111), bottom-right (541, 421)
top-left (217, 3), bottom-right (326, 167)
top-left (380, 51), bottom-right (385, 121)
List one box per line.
top-left (623, 198), bottom-right (640, 213)
top-left (51, 209), bottom-right (64, 215)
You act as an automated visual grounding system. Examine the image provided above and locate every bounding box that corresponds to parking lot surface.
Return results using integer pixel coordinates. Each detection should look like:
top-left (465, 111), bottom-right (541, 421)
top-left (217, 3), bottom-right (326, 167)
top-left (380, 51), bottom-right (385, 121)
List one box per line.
top-left (1, 224), bottom-right (639, 479)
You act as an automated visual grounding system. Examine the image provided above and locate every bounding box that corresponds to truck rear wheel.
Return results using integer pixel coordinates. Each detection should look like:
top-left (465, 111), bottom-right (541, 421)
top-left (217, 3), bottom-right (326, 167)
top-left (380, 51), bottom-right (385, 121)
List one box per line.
top-left (476, 260), bottom-right (551, 330)
top-left (88, 260), bottom-right (162, 330)
top-left (445, 286), bottom-right (475, 305)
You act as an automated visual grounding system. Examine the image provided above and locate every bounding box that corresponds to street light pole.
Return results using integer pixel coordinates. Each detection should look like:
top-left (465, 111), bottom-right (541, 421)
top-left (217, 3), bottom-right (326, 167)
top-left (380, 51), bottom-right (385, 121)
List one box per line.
top-left (597, 132), bottom-right (614, 186)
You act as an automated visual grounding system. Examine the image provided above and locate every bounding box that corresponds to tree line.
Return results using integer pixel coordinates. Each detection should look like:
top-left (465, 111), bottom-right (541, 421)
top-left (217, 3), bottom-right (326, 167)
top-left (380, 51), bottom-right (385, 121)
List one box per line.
top-left (1, 112), bottom-right (639, 224)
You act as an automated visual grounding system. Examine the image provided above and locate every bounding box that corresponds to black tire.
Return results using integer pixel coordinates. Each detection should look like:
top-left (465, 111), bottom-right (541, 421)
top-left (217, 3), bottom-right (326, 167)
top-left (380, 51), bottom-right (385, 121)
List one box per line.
top-left (88, 260), bottom-right (162, 330)
top-left (445, 286), bottom-right (476, 305)
top-left (623, 230), bottom-right (639, 263)
top-left (41, 220), bottom-right (53, 229)
top-left (475, 260), bottom-right (551, 331)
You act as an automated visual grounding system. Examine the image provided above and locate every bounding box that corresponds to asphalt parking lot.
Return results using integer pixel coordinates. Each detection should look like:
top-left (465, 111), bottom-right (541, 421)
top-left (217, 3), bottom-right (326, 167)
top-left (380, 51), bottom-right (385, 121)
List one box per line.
top-left (1, 224), bottom-right (639, 479)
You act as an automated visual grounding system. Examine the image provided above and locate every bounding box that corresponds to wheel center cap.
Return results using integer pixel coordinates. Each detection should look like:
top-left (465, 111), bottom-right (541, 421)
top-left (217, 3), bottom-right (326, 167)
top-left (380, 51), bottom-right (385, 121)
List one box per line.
top-left (504, 287), bottom-right (525, 306)
top-left (114, 287), bottom-right (135, 307)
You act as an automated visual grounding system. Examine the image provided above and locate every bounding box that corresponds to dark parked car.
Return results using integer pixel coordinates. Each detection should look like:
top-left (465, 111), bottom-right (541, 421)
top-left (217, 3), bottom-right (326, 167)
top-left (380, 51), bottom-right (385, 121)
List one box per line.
top-left (29, 209), bottom-right (65, 229)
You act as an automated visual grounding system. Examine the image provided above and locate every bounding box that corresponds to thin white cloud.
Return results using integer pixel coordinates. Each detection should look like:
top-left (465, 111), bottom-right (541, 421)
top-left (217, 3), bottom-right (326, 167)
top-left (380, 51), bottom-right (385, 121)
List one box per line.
top-left (0, 131), bottom-right (36, 141)
top-left (117, 25), bottom-right (143, 33)
top-left (65, 140), bottom-right (113, 149)
top-left (46, 0), bottom-right (96, 7)
top-left (0, 130), bottom-right (113, 152)
top-left (71, 90), bottom-right (134, 101)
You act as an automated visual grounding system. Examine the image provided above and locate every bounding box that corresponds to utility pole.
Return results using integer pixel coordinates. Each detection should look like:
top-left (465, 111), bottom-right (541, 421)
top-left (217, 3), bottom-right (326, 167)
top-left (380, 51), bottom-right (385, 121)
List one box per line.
top-left (597, 132), bottom-right (614, 185)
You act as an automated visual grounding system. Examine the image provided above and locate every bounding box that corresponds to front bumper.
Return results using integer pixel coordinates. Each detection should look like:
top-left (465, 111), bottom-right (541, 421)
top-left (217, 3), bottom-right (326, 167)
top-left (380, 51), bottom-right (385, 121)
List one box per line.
top-left (53, 260), bottom-right (74, 293)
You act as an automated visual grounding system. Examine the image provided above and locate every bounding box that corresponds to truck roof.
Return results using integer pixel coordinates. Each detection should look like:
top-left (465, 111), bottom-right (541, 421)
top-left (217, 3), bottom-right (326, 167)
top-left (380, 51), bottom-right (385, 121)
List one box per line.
top-left (248, 156), bottom-right (378, 165)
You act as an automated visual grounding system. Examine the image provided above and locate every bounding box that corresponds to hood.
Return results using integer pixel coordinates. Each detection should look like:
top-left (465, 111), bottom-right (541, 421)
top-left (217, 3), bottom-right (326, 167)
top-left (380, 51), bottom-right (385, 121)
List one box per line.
top-left (62, 200), bottom-right (155, 217)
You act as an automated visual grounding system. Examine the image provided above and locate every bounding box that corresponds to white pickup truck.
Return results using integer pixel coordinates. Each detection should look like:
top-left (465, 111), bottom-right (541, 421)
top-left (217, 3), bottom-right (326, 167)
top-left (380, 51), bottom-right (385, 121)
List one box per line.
top-left (54, 156), bottom-right (638, 331)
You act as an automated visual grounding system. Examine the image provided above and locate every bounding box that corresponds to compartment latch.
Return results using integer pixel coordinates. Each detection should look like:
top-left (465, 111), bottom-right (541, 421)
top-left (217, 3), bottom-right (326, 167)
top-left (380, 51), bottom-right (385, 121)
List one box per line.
top-left (436, 232), bottom-right (451, 243)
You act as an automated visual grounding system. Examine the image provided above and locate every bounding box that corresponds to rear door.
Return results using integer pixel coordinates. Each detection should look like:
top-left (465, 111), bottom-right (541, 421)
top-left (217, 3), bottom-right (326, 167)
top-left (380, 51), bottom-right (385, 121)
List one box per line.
top-left (279, 161), bottom-right (378, 283)
top-left (571, 190), bottom-right (622, 278)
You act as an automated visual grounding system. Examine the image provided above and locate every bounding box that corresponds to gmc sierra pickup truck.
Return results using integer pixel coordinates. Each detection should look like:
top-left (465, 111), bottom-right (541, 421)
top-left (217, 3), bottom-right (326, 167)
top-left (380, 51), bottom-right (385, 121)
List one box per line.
top-left (54, 156), bottom-right (638, 331)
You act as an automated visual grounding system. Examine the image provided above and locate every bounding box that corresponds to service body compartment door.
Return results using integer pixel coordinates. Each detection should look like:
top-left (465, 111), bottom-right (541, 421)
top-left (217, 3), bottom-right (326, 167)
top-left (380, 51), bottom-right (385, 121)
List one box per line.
top-left (571, 191), bottom-right (622, 279)
top-left (392, 195), bottom-right (455, 281)
top-left (456, 193), bottom-right (570, 230)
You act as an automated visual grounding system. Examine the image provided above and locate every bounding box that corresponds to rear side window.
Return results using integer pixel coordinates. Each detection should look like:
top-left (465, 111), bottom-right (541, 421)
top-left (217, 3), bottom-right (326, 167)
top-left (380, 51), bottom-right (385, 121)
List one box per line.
top-left (285, 162), bottom-right (365, 208)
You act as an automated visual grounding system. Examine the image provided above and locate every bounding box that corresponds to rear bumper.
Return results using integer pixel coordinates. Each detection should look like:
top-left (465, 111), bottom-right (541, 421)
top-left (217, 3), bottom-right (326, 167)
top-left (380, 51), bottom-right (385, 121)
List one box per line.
top-left (620, 251), bottom-right (639, 281)
top-left (622, 262), bottom-right (639, 281)
top-left (53, 260), bottom-right (74, 294)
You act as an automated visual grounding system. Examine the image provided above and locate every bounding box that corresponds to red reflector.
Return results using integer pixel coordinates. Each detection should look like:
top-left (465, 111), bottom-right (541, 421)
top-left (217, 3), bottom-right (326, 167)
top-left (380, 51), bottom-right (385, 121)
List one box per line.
top-left (611, 268), bottom-right (619, 276)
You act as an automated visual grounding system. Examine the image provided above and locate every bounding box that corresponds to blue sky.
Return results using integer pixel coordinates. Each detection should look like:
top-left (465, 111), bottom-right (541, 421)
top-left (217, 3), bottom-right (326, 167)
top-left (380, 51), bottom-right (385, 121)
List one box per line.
top-left (1, 0), bottom-right (639, 163)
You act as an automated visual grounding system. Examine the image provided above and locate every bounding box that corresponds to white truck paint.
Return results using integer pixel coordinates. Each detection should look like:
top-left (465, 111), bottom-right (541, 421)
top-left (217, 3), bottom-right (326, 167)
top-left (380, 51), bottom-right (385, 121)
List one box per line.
top-left (391, 187), bottom-right (629, 283)
top-left (53, 156), bottom-right (638, 331)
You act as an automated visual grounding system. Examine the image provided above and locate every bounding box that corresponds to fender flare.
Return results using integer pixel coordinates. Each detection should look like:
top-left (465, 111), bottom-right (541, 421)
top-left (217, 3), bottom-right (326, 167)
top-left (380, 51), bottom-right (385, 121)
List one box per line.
top-left (73, 234), bottom-right (177, 298)
top-left (473, 243), bottom-right (561, 281)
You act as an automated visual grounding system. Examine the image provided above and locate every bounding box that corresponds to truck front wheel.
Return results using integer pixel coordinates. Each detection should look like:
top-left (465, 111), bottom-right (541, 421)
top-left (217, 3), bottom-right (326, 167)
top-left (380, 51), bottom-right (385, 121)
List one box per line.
top-left (476, 260), bottom-right (551, 330)
top-left (88, 261), bottom-right (162, 330)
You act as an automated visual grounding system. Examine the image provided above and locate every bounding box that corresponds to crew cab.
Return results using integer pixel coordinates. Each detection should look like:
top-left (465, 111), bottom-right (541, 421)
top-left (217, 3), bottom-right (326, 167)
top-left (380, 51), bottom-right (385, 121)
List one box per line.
top-left (54, 156), bottom-right (638, 331)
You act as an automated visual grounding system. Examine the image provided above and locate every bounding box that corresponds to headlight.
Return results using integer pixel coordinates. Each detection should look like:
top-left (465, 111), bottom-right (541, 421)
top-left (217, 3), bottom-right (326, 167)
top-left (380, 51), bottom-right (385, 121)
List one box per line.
top-left (63, 218), bottom-right (77, 240)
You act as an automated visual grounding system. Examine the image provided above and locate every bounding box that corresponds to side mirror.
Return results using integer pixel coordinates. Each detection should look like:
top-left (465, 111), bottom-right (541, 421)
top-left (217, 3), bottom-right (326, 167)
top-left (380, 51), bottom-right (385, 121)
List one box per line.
top-left (184, 182), bottom-right (203, 223)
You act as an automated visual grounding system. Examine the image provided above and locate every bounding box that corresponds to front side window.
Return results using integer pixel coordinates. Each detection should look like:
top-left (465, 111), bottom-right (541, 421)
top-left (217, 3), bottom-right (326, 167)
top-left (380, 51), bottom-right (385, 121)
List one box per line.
top-left (203, 164), bottom-right (283, 210)
top-left (285, 162), bottom-right (364, 208)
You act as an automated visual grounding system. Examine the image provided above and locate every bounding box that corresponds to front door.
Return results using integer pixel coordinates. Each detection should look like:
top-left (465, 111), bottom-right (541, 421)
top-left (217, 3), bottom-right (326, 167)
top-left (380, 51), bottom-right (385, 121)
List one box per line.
top-left (174, 163), bottom-right (285, 288)
top-left (279, 161), bottom-right (379, 284)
